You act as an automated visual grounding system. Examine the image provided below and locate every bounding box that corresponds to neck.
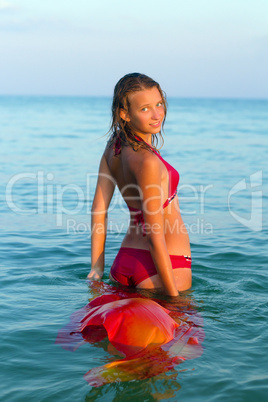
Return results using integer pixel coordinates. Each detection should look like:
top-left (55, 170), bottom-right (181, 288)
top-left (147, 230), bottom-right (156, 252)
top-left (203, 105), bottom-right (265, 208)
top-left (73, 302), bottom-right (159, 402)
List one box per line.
top-left (135, 133), bottom-right (153, 145)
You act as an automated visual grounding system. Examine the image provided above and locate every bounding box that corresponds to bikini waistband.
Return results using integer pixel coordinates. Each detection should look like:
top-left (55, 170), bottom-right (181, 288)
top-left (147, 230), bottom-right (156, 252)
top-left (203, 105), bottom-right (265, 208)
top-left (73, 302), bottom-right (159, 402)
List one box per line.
top-left (119, 247), bottom-right (191, 260)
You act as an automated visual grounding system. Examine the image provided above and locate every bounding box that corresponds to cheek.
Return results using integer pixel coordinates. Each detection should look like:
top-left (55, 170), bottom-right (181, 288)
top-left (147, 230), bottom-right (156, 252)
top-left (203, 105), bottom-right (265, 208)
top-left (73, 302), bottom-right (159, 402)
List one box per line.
top-left (134, 115), bottom-right (147, 126)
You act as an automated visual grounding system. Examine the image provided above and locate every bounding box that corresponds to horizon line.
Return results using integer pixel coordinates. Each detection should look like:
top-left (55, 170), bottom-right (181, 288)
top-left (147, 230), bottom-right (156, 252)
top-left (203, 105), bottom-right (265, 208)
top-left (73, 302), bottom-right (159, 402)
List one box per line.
top-left (0, 94), bottom-right (267, 101)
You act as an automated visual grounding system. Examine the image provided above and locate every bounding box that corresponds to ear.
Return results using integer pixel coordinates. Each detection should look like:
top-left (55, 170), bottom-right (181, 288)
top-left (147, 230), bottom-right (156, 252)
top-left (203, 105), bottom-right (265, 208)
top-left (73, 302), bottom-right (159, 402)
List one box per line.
top-left (119, 108), bottom-right (130, 122)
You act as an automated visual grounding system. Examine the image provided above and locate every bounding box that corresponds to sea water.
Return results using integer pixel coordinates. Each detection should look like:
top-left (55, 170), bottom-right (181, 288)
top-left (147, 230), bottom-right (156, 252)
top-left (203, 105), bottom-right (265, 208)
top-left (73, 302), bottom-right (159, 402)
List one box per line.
top-left (0, 96), bottom-right (267, 401)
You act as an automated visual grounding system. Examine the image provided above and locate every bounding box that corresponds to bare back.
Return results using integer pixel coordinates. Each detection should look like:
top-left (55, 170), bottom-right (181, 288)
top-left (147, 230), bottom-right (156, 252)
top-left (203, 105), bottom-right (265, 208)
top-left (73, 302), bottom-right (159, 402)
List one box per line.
top-left (104, 142), bottom-right (191, 257)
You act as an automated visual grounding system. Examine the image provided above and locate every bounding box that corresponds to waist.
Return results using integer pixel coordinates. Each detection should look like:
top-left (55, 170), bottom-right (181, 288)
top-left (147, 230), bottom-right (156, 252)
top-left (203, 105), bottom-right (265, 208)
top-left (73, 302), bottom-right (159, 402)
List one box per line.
top-left (123, 214), bottom-right (191, 257)
top-left (128, 193), bottom-right (177, 236)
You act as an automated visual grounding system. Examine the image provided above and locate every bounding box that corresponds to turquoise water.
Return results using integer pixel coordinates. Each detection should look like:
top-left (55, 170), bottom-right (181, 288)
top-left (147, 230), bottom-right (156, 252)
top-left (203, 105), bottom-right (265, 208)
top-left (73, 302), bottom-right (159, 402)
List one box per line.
top-left (0, 96), bottom-right (267, 401)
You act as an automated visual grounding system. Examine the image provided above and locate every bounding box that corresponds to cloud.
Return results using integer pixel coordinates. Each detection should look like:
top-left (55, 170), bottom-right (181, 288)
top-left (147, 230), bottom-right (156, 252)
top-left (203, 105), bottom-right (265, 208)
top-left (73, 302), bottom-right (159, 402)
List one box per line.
top-left (0, 13), bottom-right (92, 34)
top-left (0, 1), bottom-right (15, 9)
top-left (0, 0), bottom-right (20, 13)
top-left (0, 0), bottom-right (10, 9)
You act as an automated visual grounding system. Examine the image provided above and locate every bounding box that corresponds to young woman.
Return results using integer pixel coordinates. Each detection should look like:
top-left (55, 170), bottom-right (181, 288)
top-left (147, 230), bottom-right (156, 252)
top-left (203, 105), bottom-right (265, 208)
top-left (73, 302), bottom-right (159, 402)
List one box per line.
top-left (87, 73), bottom-right (191, 297)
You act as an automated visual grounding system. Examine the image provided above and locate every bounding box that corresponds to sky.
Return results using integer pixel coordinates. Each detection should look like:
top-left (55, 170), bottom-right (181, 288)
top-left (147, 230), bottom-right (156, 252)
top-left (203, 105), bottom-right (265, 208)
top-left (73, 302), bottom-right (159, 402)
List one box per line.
top-left (0, 0), bottom-right (267, 98)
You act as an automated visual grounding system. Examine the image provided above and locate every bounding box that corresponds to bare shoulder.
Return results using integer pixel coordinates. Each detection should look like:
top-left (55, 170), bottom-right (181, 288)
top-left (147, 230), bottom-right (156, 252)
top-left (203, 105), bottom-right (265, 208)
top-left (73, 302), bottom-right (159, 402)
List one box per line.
top-left (103, 142), bottom-right (114, 162)
top-left (124, 146), bottom-right (162, 179)
top-left (102, 142), bottom-right (121, 175)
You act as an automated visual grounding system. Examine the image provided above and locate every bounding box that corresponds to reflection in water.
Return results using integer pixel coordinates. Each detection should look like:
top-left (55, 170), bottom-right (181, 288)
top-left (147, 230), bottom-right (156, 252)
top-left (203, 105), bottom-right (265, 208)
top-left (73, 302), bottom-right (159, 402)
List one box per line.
top-left (85, 372), bottom-right (182, 401)
top-left (56, 281), bottom-right (204, 390)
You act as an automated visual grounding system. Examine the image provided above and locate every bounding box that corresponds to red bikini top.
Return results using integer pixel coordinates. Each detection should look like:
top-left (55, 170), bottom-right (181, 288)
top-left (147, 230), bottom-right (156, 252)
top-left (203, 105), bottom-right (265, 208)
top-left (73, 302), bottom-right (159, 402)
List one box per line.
top-left (113, 135), bottom-right (180, 235)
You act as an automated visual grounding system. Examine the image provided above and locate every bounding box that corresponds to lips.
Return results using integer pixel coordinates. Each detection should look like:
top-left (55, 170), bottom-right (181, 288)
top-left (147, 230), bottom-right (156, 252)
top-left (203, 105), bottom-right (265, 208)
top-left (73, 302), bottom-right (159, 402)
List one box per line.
top-left (150, 121), bottom-right (161, 127)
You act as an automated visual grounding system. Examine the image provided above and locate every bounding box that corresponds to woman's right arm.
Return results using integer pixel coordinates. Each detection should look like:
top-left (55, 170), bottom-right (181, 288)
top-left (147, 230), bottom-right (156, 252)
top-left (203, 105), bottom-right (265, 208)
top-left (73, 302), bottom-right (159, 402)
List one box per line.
top-left (87, 154), bottom-right (116, 280)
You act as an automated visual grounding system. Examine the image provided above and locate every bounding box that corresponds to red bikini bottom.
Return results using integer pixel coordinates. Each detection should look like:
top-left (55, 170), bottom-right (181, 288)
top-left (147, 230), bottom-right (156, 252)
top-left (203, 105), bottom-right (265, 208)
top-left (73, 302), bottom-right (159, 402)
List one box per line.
top-left (110, 247), bottom-right (191, 287)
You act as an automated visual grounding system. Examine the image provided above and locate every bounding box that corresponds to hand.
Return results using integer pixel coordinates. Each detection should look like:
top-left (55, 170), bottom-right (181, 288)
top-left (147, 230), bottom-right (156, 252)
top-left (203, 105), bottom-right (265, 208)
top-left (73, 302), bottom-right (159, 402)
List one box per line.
top-left (87, 268), bottom-right (103, 281)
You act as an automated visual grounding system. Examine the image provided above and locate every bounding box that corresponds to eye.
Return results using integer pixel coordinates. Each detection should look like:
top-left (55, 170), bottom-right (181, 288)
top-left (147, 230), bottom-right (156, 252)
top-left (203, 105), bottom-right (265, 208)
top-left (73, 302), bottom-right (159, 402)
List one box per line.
top-left (156, 102), bottom-right (163, 107)
top-left (141, 107), bottom-right (148, 112)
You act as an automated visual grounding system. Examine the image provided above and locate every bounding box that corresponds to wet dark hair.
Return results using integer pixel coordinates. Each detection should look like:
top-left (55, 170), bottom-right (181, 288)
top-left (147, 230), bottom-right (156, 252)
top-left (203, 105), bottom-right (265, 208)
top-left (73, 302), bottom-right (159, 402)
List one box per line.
top-left (107, 73), bottom-right (167, 153)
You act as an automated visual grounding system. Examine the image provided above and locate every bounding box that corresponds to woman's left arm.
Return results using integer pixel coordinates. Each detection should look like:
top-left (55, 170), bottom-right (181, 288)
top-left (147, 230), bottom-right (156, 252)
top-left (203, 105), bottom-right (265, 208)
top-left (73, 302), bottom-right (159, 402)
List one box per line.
top-left (87, 154), bottom-right (116, 280)
top-left (134, 153), bottom-right (179, 296)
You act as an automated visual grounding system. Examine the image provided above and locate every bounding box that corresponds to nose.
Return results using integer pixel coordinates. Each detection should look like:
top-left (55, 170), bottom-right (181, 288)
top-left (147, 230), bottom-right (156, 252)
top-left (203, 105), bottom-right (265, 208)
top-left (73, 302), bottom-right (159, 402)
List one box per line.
top-left (152, 107), bottom-right (161, 120)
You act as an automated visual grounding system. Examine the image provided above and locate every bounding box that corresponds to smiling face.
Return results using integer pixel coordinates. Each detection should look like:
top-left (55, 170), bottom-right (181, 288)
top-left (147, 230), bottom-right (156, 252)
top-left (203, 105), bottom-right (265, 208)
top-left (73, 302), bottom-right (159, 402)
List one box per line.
top-left (120, 87), bottom-right (165, 138)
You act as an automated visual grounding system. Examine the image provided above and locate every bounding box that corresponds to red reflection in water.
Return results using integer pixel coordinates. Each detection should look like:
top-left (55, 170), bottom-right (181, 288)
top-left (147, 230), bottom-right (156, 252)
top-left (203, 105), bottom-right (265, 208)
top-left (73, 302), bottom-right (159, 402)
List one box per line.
top-left (56, 282), bottom-right (205, 387)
